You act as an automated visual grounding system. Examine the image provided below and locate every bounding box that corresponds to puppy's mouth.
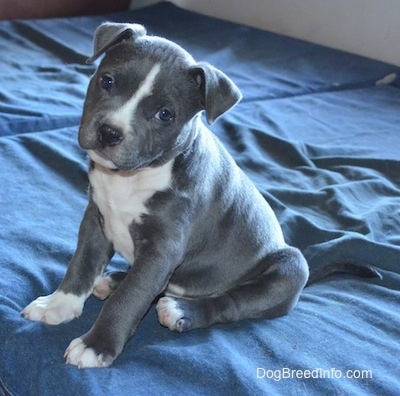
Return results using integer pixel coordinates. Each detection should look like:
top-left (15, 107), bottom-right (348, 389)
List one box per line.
top-left (87, 150), bottom-right (118, 170)
top-left (87, 149), bottom-right (165, 172)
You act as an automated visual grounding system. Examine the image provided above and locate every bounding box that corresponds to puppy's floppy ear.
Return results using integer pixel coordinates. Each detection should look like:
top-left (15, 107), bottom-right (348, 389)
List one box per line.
top-left (191, 62), bottom-right (242, 124)
top-left (86, 22), bottom-right (146, 64)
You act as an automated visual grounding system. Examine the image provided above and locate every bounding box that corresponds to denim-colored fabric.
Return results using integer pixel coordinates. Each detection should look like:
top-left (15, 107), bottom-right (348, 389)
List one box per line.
top-left (1, 3), bottom-right (399, 395)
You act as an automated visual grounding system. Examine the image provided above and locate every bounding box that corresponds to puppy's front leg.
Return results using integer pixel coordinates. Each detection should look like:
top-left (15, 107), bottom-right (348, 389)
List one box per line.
top-left (22, 201), bottom-right (114, 325)
top-left (65, 233), bottom-right (183, 368)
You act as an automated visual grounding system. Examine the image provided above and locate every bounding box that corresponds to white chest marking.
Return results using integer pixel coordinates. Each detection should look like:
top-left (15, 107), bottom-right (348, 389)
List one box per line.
top-left (111, 63), bottom-right (161, 132)
top-left (89, 160), bottom-right (174, 264)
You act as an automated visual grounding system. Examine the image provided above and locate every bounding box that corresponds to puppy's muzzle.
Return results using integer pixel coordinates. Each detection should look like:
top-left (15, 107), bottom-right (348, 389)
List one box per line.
top-left (98, 124), bottom-right (124, 147)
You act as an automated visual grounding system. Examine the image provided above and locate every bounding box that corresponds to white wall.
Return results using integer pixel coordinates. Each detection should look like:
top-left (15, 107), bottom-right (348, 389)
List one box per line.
top-left (131, 0), bottom-right (400, 66)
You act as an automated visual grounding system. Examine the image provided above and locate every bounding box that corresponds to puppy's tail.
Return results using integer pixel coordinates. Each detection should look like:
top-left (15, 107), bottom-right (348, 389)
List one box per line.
top-left (306, 262), bottom-right (382, 287)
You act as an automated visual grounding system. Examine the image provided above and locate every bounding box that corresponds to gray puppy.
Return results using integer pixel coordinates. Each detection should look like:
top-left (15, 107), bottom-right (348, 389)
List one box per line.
top-left (22, 23), bottom-right (379, 368)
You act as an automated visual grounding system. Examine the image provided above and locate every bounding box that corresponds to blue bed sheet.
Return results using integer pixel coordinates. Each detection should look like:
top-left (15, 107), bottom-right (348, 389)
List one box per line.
top-left (1, 2), bottom-right (399, 395)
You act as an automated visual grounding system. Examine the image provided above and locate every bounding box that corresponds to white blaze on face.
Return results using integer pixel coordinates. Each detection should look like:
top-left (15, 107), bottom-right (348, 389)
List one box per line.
top-left (111, 63), bottom-right (162, 133)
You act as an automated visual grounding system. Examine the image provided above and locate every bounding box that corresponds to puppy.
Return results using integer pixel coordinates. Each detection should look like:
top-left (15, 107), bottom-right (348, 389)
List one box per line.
top-left (22, 23), bottom-right (380, 368)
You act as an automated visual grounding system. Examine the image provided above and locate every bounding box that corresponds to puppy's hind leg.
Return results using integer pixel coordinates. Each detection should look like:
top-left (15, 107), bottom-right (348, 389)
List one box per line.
top-left (157, 247), bottom-right (309, 332)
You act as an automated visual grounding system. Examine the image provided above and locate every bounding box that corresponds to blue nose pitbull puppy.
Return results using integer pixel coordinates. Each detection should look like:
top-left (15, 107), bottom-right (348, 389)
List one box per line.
top-left (21, 23), bottom-right (380, 368)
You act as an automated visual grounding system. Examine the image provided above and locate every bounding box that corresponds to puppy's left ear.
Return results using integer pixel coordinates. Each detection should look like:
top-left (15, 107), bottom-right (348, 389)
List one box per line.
top-left (86, 22), bottom-right (146, 64)
top-left (191, 62), bottom-right (242, 124)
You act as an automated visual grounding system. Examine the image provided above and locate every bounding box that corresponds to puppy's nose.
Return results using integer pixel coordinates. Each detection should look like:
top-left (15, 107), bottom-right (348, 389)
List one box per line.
top-left (98, 124), bottom-right (123, 147)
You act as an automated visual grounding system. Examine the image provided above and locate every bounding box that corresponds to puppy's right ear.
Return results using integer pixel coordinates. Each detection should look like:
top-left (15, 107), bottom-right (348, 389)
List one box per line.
top-left (86, 22), bottom-right (146, 64)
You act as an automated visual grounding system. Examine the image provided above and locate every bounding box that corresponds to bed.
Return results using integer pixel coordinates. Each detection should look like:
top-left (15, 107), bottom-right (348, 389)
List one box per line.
top-left (1, 2), bottom-right (399, 394)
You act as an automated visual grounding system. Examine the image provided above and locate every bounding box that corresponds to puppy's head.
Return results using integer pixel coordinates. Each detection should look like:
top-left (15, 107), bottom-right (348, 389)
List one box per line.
top-left (79, 22), bottom-right (241, 171)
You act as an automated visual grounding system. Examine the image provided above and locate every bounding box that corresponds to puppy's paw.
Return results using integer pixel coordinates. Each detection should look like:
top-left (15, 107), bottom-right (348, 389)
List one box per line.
top-left (64, 338), bottom-right (111, 368)
top-left (92, 276), bottom-right (113, 300)
top-left (21, 291), bottom-right (85, 325)
top-left (92, 272), bottom-right (127, 300)
top-left (156, 297), bottom-right (192, 333)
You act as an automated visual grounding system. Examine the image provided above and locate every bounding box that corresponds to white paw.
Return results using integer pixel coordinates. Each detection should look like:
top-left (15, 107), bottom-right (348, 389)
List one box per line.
top-left (21, 291), bottom-right (85, 325)
top-left (92, 275), bottom-right (113, 300)
top-left (156, 297), bottom-right (184, 331)
top-left (64, 338), bottom-right (109, 368)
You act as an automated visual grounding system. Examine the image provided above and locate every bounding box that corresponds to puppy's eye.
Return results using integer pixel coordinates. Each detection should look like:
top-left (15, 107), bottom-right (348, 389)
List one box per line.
top-left (100, 75), bottom-right (114, 91)
top-left (155, 108), bottom-right (174, 122)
